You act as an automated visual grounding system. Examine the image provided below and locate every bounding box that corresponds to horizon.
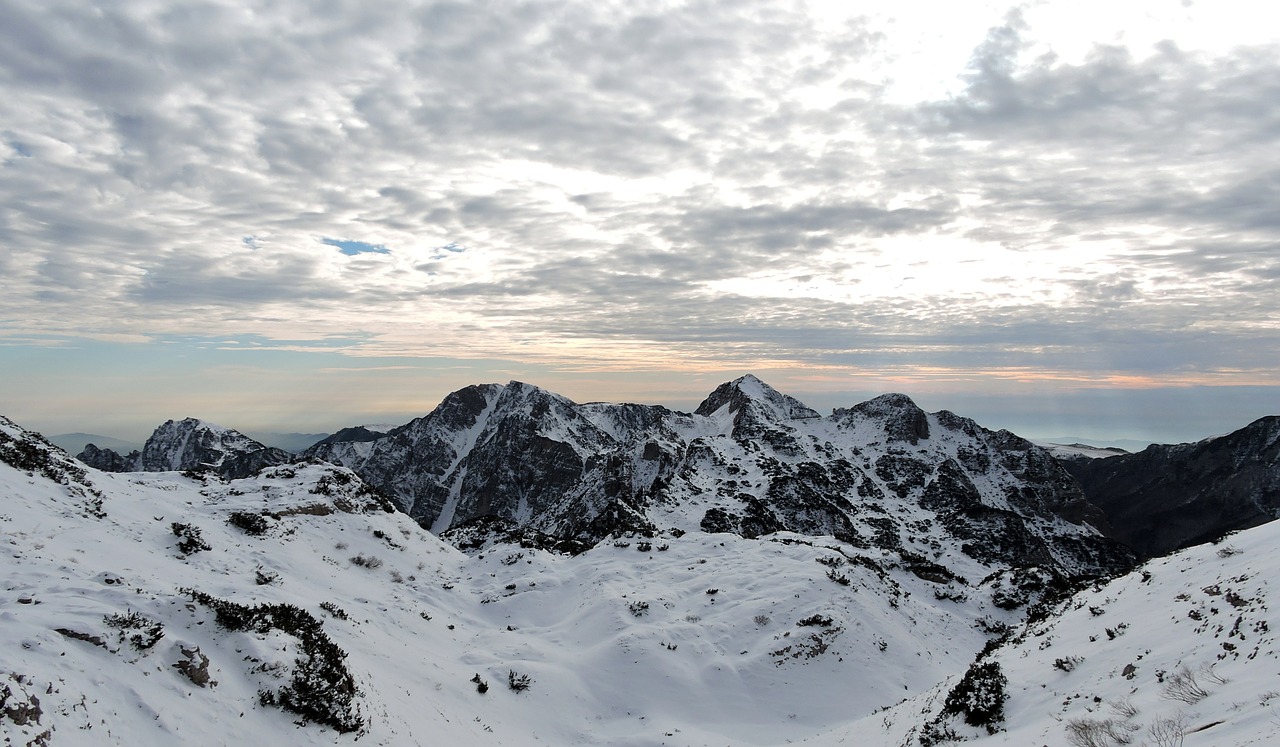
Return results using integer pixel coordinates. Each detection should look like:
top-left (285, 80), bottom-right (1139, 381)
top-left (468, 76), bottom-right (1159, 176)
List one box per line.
top-left (3, 1), bottom-right (1277, 449)
top-left (24, 371), bottom-right (1270, 451)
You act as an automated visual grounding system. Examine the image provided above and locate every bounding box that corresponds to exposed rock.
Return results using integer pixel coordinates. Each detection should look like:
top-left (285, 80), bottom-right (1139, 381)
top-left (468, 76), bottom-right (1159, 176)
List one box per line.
top-left (173, 645), bottom-right (216, 688)
top-left (308, 376), bottom-right (1132, 577)
top-left (1064, 416), bottom-right (1280, 558)
top-left (77, 443), bottom-right (138, 472)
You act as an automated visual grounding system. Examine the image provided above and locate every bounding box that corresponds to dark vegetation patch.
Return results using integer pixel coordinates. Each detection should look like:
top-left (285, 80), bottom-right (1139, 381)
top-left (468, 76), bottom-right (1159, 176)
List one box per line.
top-left (184, 589), bottom-right (362, 733)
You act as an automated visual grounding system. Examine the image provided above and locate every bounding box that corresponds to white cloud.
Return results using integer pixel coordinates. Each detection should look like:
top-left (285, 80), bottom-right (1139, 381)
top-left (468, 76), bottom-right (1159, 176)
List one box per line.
top-left (1, 0), bottom-right (1278, 426)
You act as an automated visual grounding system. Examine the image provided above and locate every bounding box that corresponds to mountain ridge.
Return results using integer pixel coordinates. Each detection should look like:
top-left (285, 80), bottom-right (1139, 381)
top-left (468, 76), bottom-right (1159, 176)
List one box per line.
top-left (1062, 415), bottom-right (1280, 558)
top-left (77, 416), bottom-right (293, 479)
top-left (303, 376), bottom-right (1133, 579)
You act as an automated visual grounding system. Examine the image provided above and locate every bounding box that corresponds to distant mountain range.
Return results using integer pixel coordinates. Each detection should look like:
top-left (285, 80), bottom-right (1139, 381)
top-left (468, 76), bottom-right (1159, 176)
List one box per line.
top-left (47, 432), bottom-right (143, 456)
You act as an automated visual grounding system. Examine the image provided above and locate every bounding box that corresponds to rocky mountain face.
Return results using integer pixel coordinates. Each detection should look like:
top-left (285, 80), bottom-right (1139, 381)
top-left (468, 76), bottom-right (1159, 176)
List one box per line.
top-left (308, 375), bottom-right (1133, 577)
top-left (78, 417), bottom-right (292, 479)
top-left (1062, 415), bottom-right (1280, 558)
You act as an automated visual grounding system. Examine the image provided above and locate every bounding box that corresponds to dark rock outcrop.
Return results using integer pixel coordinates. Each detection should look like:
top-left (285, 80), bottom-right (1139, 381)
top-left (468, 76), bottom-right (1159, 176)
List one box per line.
top-left (1063, 416), bottom-right (1280, 558)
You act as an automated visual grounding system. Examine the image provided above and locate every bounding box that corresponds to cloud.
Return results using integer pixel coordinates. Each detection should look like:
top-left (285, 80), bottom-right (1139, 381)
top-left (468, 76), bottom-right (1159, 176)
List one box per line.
top-left (0, 0), bottom-right (1277, 415)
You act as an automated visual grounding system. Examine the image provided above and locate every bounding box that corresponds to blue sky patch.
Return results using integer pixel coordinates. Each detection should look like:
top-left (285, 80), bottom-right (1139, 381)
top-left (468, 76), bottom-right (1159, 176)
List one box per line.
top-left (322, 237), bottom-right (391, 256)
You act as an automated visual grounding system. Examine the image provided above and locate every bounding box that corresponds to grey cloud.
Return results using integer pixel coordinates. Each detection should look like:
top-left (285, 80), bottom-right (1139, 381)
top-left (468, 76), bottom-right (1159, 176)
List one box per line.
top-left (663, 200), bottom-right (955, 254)
top-left (130, 250), bottom-right (346, 306)
top-left (1, 0), bottom-right (1276, 400)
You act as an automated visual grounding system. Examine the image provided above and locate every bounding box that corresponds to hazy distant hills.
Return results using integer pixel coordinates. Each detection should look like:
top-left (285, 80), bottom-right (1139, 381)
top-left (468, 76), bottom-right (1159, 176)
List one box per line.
top-left (48, 432), bottom-right (142, 456)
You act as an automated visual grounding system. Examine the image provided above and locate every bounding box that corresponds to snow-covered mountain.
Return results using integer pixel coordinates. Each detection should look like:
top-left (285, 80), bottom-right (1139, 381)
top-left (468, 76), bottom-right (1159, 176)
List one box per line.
top-left (5, 395), bottom-right (1280, 746)
top-left (307, 375), bottom-right (1132, 578)
top-left (1062, 416), bottom-right (1280, 558)
top-left (78, 417), bottom-right (292, 479)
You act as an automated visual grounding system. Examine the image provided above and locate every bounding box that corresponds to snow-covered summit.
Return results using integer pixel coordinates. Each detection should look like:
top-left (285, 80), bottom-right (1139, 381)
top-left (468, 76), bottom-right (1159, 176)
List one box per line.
top-left (138, 417), bottom-right (261, 471)
top-left (832, 392), bottom-right (931, 445)
top-left (695, 373), bottom-right (822, 435)
top-left (1039, 442), bottom-right (1131, 460)
top-left (78, 416), bottom-right (292, 479)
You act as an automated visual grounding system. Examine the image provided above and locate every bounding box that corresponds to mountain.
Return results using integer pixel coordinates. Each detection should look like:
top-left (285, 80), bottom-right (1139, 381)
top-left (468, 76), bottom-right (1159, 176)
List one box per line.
top-left (244, 431), bottom-right (332, 454)
top-left (47, 432), bottom-right (142, 456)
top-left (1037, 441), bottom-right (1130, 460)
top-left (77, 417), bottom-right (293, 479)
top-left (4, 406), bottom-right (1278, 746)
top-left (1061, 416), bottom-right (1280, 559)
top-left (307, 375), bottom-right (1132, 578)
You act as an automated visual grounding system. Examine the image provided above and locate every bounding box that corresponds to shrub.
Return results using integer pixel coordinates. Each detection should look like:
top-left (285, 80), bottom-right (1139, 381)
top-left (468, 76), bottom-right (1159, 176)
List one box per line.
top-left (1109, 696), bottom-right (1138, 719)
top-left (1148, 713), bottom-right (1187, 747)
top-left (507, 670), bottom-right (532, 692)
top-left (350, 554), bottom-right (383, 569)
top-left (797, 614), bottom-right (833, 627)
top-left (826, 568), bottom-right (851, 586)
top-left (184, 589), bottom-right (362, 733)
top-left (1054, 656), bottom-right (1083, 672)
top-left (227, 511), bottom-right (270, 536)
top-left (1162, 665), bottom-right (1209, 704)
top-left (171, 522), bottom-right (210, 555)
top-left (1065, 718), bottom-right (1138, 747)
top-left (628, 600), bottom-right (649, 617)
top-left (918, 719), bottom-right (960, 747)
top-left (940, 661), bottom-right (1008, 733)
top-left (103, 611), bottom-right (164, 650)
top-left (471, 673), bottom-right (489, 694)
top-left (754, 614), bottom-right (771, 626)
top-left (319, 601), bottom-right (348, 620)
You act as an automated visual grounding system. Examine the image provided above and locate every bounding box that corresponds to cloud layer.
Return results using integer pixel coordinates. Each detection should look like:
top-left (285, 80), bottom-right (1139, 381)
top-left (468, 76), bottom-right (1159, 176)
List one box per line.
top-left (2, 0), bottom-right (1278, 436)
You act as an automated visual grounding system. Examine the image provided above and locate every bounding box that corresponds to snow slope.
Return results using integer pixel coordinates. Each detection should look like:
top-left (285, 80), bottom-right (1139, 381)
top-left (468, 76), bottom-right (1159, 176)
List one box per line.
top-left (811, 520), bottom-right (1280, 747)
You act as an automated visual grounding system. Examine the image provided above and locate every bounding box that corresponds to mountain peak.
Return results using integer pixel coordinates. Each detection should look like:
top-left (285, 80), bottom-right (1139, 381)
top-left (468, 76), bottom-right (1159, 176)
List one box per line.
top-left (834, 392), bottom-right (931, 444)
top-left (694, 375), bottom-right (820, 422)
top-left (76, 416), bottom-right (292, 479)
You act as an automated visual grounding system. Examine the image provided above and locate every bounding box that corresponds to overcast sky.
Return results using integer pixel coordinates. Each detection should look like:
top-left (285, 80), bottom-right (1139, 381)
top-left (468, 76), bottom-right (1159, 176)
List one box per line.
top-left (2, 0), bottom-right (1277, 446)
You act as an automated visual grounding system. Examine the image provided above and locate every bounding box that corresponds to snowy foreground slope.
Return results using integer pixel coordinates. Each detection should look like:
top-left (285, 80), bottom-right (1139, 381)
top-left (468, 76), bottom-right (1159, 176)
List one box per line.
top-left (5, 409), bottom-right (1278, 747)
top-left (1, 415), bottom-right (1018, 746)
top-left (813, 521), bottom-right (1280, 747)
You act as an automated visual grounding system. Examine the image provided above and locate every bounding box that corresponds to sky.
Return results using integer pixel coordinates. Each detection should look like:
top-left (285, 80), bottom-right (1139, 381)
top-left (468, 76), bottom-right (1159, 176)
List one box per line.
top-left (1, 0), bottom-right (1278, 447)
